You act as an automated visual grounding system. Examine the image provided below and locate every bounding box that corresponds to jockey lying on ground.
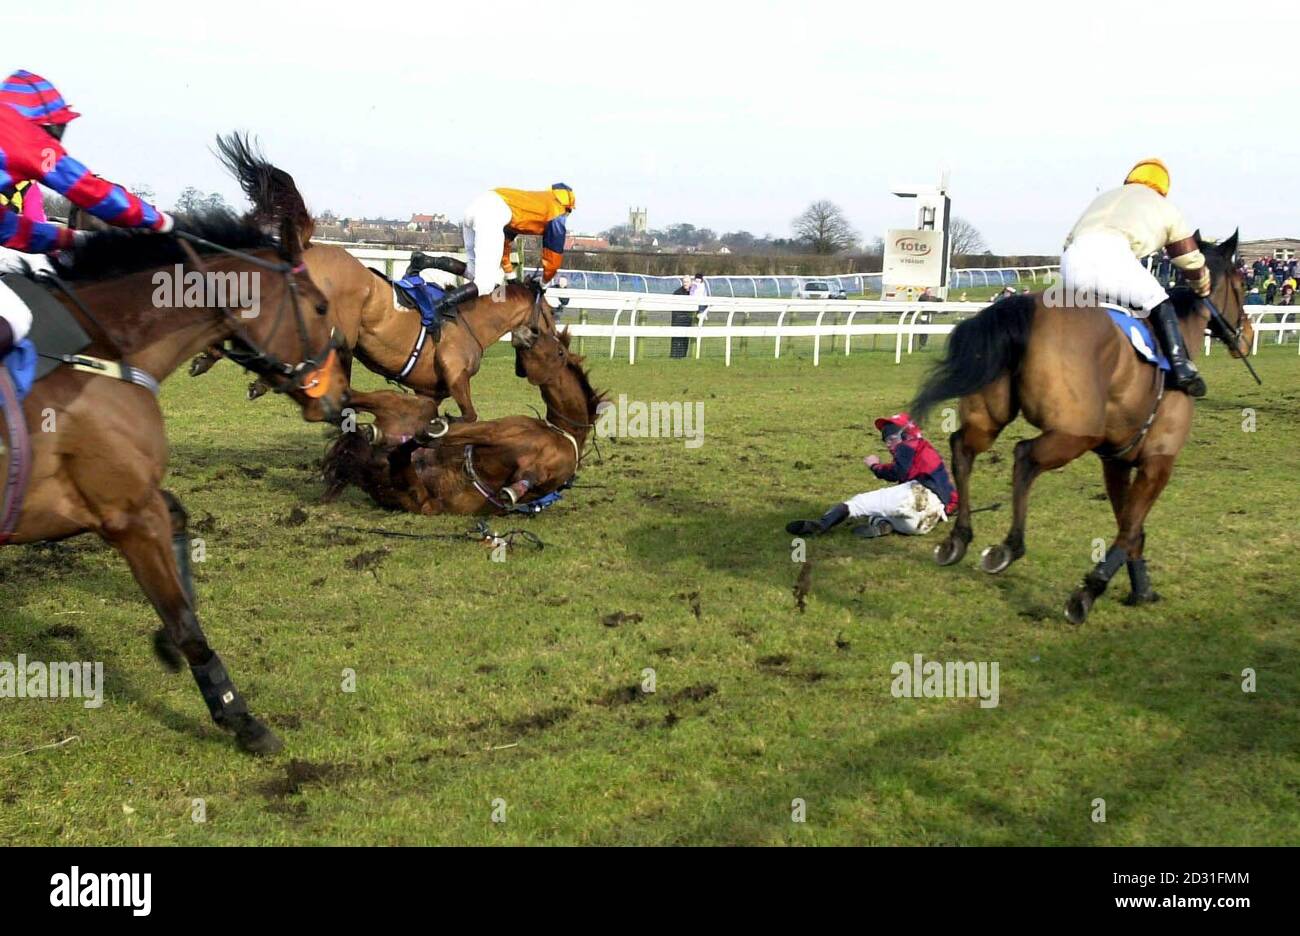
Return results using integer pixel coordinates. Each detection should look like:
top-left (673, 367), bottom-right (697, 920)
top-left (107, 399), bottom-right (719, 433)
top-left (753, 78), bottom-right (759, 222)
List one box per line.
top-left (1059, 158), bottom-right (1211, 397)
top-left (785, 412), bottom-right (958, 539)
top-left (405, 183), bottom-right (575, 339)
top-left (0, 70), bottom-right (173, 358)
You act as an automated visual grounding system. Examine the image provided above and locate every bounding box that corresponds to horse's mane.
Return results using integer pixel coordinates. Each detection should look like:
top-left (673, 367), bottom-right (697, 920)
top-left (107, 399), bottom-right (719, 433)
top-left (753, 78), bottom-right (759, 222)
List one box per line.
top-left (60, 209), bottom-right (276, 282)
top-left (557, 328), bottom-right (607, 421)
top-left (214, 132), bottom-right (314, 244)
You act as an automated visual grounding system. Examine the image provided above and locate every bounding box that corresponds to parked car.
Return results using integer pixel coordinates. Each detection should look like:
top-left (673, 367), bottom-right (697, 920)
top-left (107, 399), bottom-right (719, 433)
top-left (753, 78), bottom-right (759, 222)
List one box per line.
top-left (794, 279), bottom-right (845, 299)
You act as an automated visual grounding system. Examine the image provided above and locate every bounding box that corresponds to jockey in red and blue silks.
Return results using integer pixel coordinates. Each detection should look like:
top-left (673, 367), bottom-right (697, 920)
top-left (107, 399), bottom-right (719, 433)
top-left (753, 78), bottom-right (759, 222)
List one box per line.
top-left (0, 70), bottom-right (173, 357)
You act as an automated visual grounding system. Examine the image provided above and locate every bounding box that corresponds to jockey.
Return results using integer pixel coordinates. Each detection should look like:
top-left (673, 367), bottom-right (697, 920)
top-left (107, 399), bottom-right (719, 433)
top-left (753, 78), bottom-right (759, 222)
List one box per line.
top-left (0, 70), bottom-right (173, 358)
top-left (407, 183), bottom-right (574, 337)
top-left (1060, 158), bottom-right (1211, 397)
top-left (785, 412), bottom-right (958, 540)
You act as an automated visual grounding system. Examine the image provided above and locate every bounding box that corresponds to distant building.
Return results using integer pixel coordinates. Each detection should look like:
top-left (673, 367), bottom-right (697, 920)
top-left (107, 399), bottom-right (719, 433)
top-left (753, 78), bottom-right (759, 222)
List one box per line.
top-left (629, 206), bottom-right (648, 235)
top-left (408, 213), bottom-right (448, 232)
top-left (566, 234), bottom-right (610, 251)
top-left (1241, 237), bottom-right (1300, 261)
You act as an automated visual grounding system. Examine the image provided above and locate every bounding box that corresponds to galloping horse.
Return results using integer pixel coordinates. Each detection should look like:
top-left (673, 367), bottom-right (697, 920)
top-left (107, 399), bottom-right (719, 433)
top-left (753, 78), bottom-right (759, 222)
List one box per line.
top-left (192, 136), bottom-right (556, 423)
top-left (910, 233), bottom-right (1251, 624)
top-left (0, 202), bottom-right (348, 753)
top-left (323, 329), bottom-right (603, 515)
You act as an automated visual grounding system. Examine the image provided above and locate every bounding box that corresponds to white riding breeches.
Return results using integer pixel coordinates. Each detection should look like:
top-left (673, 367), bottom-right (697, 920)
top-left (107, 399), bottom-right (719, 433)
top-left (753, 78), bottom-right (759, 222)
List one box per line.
top-left (462, 191), bottom-right (514, 294)
top-left (1059, 231), bottom-right (1168, 317)
top-left (844, 481), bottom-right (948, 535)
top-left (0, 280), bottom-right (32, 344)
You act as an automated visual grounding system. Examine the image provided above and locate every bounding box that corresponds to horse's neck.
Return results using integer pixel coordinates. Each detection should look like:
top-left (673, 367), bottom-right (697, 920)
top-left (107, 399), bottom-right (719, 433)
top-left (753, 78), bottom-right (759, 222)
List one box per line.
top-left (541, 369), bottom-right (591, 446)
top-left (77, 279), bottom-right (228, 382)
top-left (1179, 309), bottom-right (1210, 360)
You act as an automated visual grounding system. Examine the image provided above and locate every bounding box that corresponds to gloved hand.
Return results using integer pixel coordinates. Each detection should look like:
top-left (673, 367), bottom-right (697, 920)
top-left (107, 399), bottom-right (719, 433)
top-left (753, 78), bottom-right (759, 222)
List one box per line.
top-left (156, 212), bottom-right (176, 234)
top-left (1188, 266), bottom-right (1212, 298)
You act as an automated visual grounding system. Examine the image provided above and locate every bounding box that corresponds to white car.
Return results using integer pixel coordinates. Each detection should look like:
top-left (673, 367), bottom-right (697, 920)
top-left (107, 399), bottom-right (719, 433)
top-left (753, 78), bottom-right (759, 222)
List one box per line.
top-left (795, 279), bottom-right (840, 299)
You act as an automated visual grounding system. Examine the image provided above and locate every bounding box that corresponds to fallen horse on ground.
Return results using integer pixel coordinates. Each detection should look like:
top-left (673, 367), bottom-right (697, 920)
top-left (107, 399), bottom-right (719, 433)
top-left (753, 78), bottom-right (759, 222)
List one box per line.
top-left (324, 328), bottom-right (604, 515)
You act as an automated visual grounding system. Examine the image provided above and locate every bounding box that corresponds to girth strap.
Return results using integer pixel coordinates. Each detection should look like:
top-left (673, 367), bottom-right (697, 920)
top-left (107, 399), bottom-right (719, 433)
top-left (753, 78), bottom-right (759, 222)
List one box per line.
top-left (398, 326), bottom-right (429, 380)
top-left (42, 352), bottom-right (162, 396)
top-left (0, 365), bottom-right (32, 546)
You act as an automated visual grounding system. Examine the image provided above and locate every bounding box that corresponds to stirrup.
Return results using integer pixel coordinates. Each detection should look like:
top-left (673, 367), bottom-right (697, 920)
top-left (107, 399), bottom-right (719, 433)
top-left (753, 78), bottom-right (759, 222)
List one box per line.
top-left (426, 417), bottom-right (450, 439)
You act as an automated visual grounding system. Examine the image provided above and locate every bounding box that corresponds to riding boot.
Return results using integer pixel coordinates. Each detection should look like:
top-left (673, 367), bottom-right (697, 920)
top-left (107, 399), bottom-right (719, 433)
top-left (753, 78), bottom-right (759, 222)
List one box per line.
top-left (786, 502), bottom-right (849, 536)
top-left (425, 283), bottom-right (479, 339)
top-left (851, 515), bottom-right (895, 539)
top-left (405, 251), bottom-right (468, 278)
top-left (1150, 300), bottom-right (1206, 397)
top-left (0, 318), bottom-right (13, 357)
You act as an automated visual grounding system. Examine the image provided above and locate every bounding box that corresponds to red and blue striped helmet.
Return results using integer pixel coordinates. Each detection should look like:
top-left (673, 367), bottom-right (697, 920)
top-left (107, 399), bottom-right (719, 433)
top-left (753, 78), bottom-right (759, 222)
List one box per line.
top-left (0, 70), bottom-right (80, 125)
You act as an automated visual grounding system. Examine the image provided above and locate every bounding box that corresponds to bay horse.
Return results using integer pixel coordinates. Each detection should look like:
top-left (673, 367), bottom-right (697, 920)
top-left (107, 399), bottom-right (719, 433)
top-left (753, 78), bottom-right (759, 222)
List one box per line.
top-left (910, 233), bottom-right (1251, 624)
top-left (191, 135), bottom-right (556, 422)
top-left (0, 206), bottom-right (348, 754)
top-left (323, 329), bottom-right (603, 515)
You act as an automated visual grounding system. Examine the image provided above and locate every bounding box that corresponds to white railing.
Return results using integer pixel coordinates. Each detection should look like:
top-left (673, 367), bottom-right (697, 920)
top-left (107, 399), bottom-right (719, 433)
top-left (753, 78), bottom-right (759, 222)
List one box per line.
top-left (542, 290), bottom-right (1298, 366)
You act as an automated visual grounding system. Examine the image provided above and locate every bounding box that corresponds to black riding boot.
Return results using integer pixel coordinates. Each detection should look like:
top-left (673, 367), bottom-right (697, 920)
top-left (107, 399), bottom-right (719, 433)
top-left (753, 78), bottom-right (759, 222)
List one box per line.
top-left (1150, 300), bottom-right (1206, 397)
top-left (405, 251), bottom-right (468, 278)
top-left (852, 515), bottom-right (895, 538)
top-left (425, 283), bottom-right (480, 339)
top-left (0, 318), bottom-right (14, 357)
top-left (786, 502), bottom-right (849, 536)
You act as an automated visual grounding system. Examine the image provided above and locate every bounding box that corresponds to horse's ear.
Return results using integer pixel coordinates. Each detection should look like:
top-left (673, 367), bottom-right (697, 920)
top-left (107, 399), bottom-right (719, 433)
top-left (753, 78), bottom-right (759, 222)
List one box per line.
top-left (1192, 229), bottom-right (1204, 249)
top-left (1221, 228), bottom-right (1240, 260)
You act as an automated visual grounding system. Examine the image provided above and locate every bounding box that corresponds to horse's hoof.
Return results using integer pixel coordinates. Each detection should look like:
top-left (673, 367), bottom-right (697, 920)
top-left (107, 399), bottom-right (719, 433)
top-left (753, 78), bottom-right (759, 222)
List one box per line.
top-left (1065, 588), bottom-right (1094, 625)
top-left (979, 543), bottom-right (1015, 575)
top-left (236, 719), bottom-right (284, 756)
top-left (247, 381), bottom-right (269, 401)
top-left (360, 424), bottom-right (383, 446)
top-left (189, 354), bottom-right (217, 377)
top-left (152, 628), bottom-right (184, 673)
top-left (1123, 590), bottom-right (1161, 607)
top-left (934, 536), bottom-right (967, 566)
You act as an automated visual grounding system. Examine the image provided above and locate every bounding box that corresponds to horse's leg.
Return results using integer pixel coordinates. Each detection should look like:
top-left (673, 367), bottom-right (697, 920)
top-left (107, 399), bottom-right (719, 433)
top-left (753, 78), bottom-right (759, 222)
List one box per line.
top-left (1098, 459), bottom-right (1155, 605)
top-left (105, 490), bottom-right (283, 754)
top-left (1067, 455), bottom-right (1173, 623)
top-left (935, 388), bottom-right (1007, 566)
top-left (980, 429), bottom-right (1102, 574)
top-left (447, 371), bottom-right (478, 423)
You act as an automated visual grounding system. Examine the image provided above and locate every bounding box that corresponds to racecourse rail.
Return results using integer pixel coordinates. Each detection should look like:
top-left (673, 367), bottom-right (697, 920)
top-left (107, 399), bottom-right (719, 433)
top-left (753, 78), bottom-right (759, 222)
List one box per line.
top-left (340, 245), bottom-right (1298, 366)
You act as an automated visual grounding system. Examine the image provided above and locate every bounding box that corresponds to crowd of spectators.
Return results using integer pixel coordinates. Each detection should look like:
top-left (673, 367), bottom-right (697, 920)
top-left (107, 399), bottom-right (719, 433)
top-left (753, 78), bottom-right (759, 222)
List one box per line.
top-left (1239, 256), bottom-right (1297, 306)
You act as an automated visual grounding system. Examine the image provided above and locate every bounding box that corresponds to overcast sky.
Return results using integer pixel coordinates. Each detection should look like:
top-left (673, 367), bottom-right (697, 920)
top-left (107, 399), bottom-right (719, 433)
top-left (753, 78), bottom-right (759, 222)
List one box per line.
top-left (17, 1), bottom-right (1298, 254)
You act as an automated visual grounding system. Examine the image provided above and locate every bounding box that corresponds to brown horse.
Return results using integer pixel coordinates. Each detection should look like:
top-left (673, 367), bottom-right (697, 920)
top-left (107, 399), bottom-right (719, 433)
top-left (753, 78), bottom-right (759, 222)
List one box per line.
top-left (323, 329), bottom-right (603, 515)
top-left (0, 202), bottom-right (348, 753)
top-left (191, 137), bottom-right (555, 422)
top-left (910, 233), bottom-right (1250, 624)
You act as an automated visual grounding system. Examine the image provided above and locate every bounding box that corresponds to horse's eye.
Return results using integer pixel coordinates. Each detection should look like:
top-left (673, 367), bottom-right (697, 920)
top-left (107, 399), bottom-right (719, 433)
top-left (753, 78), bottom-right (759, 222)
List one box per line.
top-left (316, 301), bottom-right (329, 316)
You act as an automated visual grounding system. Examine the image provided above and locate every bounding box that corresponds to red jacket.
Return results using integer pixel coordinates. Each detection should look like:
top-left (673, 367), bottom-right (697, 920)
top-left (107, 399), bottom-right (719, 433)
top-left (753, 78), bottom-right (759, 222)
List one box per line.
top-left (869, 412), bottom-right (958, 515)
top-left (0, 105), bottom-right (167, 252)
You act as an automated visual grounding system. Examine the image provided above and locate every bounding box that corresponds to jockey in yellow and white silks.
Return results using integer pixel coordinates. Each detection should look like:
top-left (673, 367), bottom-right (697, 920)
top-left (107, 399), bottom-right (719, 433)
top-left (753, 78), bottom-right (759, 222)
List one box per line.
top-left (407, 184), bottom-right (575, 336)
top-left (1059, 159), bottom-right (1211, 397)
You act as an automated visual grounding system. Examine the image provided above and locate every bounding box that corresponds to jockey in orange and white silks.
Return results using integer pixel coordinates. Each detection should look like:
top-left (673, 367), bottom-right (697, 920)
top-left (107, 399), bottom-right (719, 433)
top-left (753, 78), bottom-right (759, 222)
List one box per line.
top-left (1059, 159), bottom-right (1211, 397)
top-left (406, 184), bottom-right (575, 338)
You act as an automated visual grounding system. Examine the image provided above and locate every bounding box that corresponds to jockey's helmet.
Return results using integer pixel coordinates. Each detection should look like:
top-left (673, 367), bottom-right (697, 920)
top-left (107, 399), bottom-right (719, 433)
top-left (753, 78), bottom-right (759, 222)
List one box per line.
top-left (1124, 158), bottom-right (1170, 197)
top-left (552, 183), bottom-right (576, 212)
top-left (0, 71), bottom-right (80, 127)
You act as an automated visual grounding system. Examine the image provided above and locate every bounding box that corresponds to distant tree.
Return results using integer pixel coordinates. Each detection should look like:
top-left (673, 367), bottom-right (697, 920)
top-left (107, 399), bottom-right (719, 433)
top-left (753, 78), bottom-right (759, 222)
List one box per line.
top-left (174, 187), bottom-right (231, 215)
top-left (949, 217), bottom-right (989, 256)
top-left (42, 191), bottom-right (73, 222)
top-left (793, 200), bottom-right (859, 254)
top-left (865, 236), bottom-right (885, 256)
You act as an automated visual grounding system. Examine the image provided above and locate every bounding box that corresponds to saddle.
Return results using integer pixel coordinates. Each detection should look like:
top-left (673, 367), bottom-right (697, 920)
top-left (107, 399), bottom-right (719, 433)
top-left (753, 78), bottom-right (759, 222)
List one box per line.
top-left (368, 267), bottom-right (448, 328)
top-left (1103, 307), bottom-right (1170, 372)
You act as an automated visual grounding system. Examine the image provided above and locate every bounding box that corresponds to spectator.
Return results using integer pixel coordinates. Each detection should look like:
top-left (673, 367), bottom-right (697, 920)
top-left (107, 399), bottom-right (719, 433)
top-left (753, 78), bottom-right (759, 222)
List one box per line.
top-left (689, 273), bottom-right (709, 322)
top-left (670, 276), bottom-right (691, 358)
top-left (1245, 287), bottom-right (1265, 306)
top-left (1264, 274), bottom-right (1278, 305)
top-left (1279, 285), bottom-right (1295, 307)
top-left (916, 286), bottom-right (941, 348)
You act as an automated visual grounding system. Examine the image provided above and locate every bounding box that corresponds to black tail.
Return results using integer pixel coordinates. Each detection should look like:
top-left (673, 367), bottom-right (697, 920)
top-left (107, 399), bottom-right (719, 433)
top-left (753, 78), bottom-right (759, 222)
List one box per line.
top-left (910, 296), bottom-right (1036, 425)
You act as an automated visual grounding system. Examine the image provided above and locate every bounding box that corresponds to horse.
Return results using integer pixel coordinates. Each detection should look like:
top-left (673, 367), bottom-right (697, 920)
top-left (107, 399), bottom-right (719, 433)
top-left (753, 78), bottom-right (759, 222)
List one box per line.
top-left (191, 136), bottom-right (556, 423)
top-left (322, 329), bottom-right (603, 515)
top-left (0, 199), bottom-right (349, 754)
top-left (909, 232), bottom-right (1251, 624)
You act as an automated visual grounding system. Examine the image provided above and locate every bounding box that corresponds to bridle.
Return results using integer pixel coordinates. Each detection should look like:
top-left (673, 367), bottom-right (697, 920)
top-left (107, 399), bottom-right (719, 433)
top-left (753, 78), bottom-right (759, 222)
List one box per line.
top-left (174, 230), bottom-right (341, 396)
top-left (1202, 271), bottom-right (1262, 386)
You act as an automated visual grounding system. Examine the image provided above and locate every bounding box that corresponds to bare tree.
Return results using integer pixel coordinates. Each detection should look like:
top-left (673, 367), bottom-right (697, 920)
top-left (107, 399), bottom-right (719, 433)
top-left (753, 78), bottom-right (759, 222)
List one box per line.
top-left (949, 217), bottom-right (989, 256)
top-left (793, 200), bottom-right (859, 255)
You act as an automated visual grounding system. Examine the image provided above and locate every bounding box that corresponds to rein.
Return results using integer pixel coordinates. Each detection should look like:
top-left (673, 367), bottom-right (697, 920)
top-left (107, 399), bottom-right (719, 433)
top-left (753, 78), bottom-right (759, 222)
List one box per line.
top-left (1203, 295), bottom-right (1262, 385)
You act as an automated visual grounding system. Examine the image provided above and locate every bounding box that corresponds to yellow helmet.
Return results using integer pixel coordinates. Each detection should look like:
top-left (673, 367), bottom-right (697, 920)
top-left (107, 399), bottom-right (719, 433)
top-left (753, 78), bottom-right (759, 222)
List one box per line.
top-left (1124, 158), bottom-right (1170, 197)
top-left (552, 183), bottom-right (575, 211)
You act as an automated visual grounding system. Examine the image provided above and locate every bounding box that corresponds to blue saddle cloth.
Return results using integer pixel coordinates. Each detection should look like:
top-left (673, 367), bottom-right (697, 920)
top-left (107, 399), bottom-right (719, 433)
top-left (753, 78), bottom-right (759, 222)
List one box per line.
top-left (0, 339), bottom-right (37, 402)
top-left (394, 275), bottom-right (447, 329)
top-left (1105, 309), bottom-right (1169, 372)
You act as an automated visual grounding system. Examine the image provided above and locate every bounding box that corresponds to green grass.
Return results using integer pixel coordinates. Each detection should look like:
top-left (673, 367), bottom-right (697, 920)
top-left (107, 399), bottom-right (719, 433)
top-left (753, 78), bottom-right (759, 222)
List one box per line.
top-left (2, 338), bottom-right (1298, 845)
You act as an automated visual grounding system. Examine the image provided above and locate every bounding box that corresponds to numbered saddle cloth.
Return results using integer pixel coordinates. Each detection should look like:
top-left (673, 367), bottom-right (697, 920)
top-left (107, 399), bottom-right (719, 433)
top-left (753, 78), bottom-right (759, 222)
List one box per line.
top-left (1104, 307), bottom-right (1170, 372)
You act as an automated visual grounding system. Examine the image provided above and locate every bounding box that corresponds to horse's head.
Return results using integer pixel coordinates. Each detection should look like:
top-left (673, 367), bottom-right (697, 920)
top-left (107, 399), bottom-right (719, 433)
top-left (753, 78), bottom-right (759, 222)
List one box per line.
top-left (1198, 229), bottom-right (1252, 359)
top-left (513, 322), bottom-right (570, 386)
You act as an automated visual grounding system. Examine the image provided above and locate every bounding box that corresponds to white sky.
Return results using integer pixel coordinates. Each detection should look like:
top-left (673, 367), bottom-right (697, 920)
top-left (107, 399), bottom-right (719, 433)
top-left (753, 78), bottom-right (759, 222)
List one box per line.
top-left (15, 0), bottom-right (1298, 253)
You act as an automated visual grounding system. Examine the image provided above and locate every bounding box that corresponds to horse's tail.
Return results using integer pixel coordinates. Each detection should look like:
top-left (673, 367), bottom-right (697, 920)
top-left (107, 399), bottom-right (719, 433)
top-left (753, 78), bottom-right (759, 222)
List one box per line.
top-left (910, 295), bottom-right (1036, 425)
